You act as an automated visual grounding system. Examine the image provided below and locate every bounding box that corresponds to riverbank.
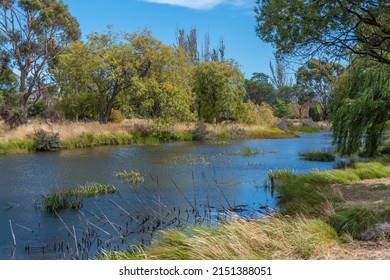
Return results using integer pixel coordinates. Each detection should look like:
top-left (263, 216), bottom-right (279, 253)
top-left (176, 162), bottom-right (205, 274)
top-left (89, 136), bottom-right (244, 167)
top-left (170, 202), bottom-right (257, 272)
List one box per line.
top-left (99, 161), bottom-right (390, 260)
top-left (0, 119), bottom-right (297, 155)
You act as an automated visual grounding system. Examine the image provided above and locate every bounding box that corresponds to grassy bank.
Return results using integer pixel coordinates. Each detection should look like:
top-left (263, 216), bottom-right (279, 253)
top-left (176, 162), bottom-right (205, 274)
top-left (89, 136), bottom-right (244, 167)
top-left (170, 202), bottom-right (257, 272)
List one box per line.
top-left (0, 120), bottom-right (296, 155)
top-left (99, 161), bottom-right (390, 260)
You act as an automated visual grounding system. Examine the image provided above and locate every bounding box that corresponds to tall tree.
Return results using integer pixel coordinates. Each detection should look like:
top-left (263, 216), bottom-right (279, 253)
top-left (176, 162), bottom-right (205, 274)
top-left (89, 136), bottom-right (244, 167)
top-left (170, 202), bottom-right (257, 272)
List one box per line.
top-left (296, 59), bottom-right (344, 120)
top-left (192, 61), bottom-right (246, 123)
top-left (330, 57), bottom-right (390, 156)
top-left (255, 0), bottom-right (390, 65)
top-left (0, 0), bottom-right (80, 125)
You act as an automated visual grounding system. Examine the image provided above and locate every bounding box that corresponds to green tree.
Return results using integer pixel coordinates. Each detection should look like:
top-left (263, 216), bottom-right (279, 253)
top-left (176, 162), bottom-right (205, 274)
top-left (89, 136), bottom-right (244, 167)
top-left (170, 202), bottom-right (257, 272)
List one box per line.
top-left (0, 0), bottom-right (80, 125)
top-left (123, 42), bottom-right (195, 123)
top-left (255, 0), bottom-right (390, 65)
top-left (56, 30), bottom-right (153, 123)
top-left (330, 58), bottom-right (390, 156)
top-left (296, 59), bottom-right (344, 120)
top-left (192, 61), bottom-right (246, 123)
top-left (244, 72), bottom-right (276, 105)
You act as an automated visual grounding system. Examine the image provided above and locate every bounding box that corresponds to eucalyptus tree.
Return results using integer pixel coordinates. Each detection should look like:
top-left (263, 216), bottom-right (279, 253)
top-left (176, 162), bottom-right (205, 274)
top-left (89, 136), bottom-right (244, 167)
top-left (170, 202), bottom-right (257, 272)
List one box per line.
top-left (0, 0), bottom-right (80, 125)
top-left (296, 59), bottom-right (344, 120)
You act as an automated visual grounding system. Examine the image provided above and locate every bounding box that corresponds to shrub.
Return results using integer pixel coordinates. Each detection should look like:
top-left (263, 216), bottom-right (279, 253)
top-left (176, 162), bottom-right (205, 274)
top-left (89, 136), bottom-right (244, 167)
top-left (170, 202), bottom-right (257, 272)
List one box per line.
top-left (34, 129), bottom-right (60, 151)
top-left (192, 121), bottom-right (208, 141)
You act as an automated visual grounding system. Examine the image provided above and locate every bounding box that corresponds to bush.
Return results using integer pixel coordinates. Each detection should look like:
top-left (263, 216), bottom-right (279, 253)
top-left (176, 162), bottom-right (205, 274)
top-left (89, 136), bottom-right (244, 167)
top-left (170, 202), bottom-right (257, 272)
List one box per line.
top-left (34, 129), bottom-right (60, 151)
top-left (192, 121), bottom-right (208, 141)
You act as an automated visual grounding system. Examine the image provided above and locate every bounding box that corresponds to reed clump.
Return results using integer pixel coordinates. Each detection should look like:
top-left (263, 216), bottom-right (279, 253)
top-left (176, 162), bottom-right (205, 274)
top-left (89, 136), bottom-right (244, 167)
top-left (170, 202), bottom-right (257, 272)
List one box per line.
top-left (299, 150), bottom-right (336, 162)
top-left (115, 170), bottom-right (145, 183)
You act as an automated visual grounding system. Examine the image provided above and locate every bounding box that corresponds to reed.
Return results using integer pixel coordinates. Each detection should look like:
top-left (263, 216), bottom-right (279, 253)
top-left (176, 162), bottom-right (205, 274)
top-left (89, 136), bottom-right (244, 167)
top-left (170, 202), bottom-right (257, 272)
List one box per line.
top-left (59, 183), bottom-right (116, 197)
top-left (115, 170), bottom-right (145, 183)
top-left (299, 150), bottom-right (336, 162)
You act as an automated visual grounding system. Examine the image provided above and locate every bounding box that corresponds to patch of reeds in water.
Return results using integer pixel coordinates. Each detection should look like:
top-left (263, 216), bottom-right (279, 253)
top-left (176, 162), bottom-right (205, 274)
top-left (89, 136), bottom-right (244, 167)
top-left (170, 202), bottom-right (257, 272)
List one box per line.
top-left (59, 183), bottom-right (116, 197)
top-left (299, 150), bottom-right (335, 162)
top-left (115, 170), bottom-right (145, 183)
top-left (35, 183), bottom-right (116, 212)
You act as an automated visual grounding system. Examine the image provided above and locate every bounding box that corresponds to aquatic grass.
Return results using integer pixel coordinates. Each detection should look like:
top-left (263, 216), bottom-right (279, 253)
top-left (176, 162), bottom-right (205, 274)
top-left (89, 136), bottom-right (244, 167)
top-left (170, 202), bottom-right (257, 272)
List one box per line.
top-left (220, 147), bottom-right (276, 157)
top-left (299, 150), bottom-right (336, 162)
top-left (100, 216), bottom-right (344, 260)
top-left (35, 193), bottom-right (82, 213)
top-left (0, 139), bottom-right (35, 155)
top-left (59, 183), bottom-right (116, 197)
top-left (115, 170), bottom-right (145, 183)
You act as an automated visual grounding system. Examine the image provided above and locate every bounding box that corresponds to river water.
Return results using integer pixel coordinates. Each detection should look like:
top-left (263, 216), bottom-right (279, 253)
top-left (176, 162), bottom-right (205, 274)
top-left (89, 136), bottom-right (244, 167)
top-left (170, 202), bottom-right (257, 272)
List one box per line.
top-left (0, 132), bottom-right (335, 260)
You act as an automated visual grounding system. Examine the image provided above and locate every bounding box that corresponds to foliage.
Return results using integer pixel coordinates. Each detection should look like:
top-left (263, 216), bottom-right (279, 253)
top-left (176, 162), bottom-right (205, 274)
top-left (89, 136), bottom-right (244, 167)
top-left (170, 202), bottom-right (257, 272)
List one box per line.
top-left (330, 58), bottom-right (390, 156)
top-left (237, 101), bottom-right (276, 126)
top-left (309, 106), bottom-right (321, 122)
top-left (0, 0), bottom-right (80, 124)
top-left (255, 0), bottom-right (390, 65)
top-left (245, 72), bottom-right (276, 106)
top-left (109, 109), bottom-right (125, 123)
top-left (273, 100), bottom-right (290, 118)
top-left (192, 61), bottom-right (246, 123)
top-left (34, 129), bottom-right (60, 151)
top-left (296, 59), bottom-right (344, 120)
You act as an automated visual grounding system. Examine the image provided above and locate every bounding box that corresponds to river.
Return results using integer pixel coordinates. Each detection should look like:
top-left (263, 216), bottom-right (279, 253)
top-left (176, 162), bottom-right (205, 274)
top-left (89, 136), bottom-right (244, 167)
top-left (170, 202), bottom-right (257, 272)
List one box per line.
top-left (0, 132), bottom-right (335, 260)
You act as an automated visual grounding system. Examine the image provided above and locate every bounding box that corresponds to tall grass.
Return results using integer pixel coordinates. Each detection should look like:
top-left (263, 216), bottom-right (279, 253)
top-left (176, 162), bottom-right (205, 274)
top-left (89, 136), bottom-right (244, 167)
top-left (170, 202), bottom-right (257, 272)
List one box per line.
top-left (99, 216), bottom-right (345, 260)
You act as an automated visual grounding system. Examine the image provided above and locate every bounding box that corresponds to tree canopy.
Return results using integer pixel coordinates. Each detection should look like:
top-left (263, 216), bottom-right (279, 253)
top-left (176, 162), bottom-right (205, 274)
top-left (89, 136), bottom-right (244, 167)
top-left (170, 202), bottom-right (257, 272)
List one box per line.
top-left (330, 57), bottom-right (390, 156)
top-left (255, 0), bottom-right (390, 65)
top-left (0, 0), bottom-right (80, 125)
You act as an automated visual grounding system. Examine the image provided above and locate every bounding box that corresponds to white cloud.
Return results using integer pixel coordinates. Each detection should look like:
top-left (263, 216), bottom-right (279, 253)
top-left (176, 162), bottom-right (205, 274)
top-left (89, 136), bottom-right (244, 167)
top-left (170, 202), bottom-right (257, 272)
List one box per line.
top-left (143, 0), bottom-right (252, 10)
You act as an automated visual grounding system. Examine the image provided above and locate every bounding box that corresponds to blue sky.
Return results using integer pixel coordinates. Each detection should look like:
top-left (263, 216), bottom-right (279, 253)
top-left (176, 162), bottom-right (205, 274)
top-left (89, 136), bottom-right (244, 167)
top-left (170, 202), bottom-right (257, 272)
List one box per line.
top-left (62, 0), bottom-right (276, 78)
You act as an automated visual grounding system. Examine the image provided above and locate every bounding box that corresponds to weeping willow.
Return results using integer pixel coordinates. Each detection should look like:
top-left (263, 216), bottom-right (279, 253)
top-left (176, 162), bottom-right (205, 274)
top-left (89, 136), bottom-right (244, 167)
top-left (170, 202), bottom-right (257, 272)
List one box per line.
top-left (330, 58), bottom-right (390, 156)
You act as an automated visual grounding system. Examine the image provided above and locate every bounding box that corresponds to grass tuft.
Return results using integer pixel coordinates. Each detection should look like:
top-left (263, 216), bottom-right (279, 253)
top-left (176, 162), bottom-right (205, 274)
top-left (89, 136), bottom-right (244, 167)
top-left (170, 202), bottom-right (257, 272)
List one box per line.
top-left (116, 170), bottom-right (145, 183)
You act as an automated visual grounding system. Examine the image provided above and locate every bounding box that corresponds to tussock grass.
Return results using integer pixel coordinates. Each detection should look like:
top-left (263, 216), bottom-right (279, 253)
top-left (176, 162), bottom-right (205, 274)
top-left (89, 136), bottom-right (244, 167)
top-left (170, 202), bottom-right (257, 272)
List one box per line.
top-left (328, 208), bottom-right (378, 239)
top-left (100, 216), bottom-right (346, 260)
top-left (0, 139), bottom-right (35, 155)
